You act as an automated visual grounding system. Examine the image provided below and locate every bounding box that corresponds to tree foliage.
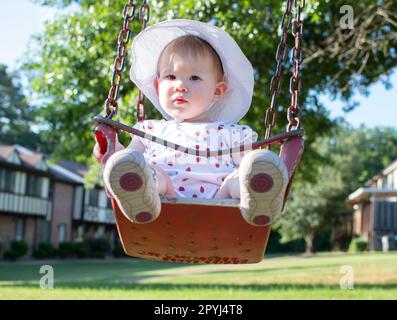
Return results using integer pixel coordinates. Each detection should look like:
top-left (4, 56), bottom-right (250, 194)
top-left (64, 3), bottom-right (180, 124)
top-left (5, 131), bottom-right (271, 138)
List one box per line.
top-left (23, 0), bottom-right (396, 171)
top-left (0, 65), bottom-right (42, 149)
top-left (275, 121), bottom-right (397, 252)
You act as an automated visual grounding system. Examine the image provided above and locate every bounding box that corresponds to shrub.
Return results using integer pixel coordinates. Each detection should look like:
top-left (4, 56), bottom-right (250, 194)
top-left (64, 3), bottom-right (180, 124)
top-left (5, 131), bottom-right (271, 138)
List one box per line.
top-left (4, 240), bottom-right (28, 260)
top-left (4, 250), bottom-right (19, 261)
top-left (349, 237), bottom-right (368, 253)
top-left (266, 230), bottom-right (305, 254)
top-left (74, 242), bottom-right (90, 258)
top-left (85, 238), bottom-right (111, 258)
top-left (89, 251), bottom-right (106, 259)
top-left (58, 242), bottom-right (76, 258)
top-left (11, 240), bottom-right (28, 257)
top-left (33, 242), bottom-right (56, 259)
top-left (113, 243), bottom-right (127, 258)
top-left (57, 239), bottom-right (111, 259)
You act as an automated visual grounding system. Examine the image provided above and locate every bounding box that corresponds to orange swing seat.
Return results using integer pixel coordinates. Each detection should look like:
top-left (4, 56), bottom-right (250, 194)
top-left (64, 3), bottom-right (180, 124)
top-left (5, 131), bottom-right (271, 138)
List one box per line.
top-left (95, 124), bottom-right (303, 264)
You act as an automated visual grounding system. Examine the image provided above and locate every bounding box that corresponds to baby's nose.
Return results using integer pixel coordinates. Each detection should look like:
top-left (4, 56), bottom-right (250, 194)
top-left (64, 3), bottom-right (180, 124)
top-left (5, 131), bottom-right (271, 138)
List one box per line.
top-left (174, 81), bottom-right (187, 92)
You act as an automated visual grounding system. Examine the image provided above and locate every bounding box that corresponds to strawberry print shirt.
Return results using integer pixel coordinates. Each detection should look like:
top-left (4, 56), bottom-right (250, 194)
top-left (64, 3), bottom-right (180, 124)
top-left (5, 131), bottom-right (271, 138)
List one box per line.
top-left (129, 119), bottom-right (258, 199)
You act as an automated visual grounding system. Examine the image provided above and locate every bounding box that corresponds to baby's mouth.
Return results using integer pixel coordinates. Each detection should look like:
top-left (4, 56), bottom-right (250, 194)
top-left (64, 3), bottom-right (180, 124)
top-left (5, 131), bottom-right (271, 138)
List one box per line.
top-left (173, 97), bottom-right (188, 105)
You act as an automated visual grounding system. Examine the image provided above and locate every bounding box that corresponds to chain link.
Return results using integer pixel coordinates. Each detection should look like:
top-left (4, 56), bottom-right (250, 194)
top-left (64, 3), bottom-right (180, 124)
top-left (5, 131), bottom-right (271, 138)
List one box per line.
top-left (265, 0), bottom-right (304, 137)
top-left (136, 0), bottom-right (150, 122)
top-left (139, 0), bottom-right (150, 30)
top-left (104, 1), bottom-right (150, 120)
top-left (105, 0), bottom-right (137, 119)
top-left (287, 0), bottom-right (305, 131)
top-left (265, 0), bottom-right (293, 139)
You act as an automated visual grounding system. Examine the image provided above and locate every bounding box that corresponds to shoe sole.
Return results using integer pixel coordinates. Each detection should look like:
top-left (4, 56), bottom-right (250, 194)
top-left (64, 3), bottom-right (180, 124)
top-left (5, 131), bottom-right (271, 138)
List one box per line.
top-left (103, 150), bottom-right (161, 223)
top-left (239, 150), bottom-right (288, 226)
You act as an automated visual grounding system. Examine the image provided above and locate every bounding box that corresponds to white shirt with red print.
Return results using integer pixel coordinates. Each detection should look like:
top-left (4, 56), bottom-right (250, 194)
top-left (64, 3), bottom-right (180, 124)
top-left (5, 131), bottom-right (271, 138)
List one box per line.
top-left (130, 119), bottom-right (258, 199)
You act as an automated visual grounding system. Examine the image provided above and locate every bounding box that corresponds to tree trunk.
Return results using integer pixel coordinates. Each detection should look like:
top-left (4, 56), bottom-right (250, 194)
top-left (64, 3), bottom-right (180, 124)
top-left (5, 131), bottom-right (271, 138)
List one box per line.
top-left (305, 231), bottom-right (315, 254)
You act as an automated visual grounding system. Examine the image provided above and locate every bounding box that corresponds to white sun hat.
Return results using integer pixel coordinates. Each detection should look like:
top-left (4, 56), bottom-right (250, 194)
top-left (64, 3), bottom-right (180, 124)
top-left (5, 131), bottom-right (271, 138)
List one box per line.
top-left (129, 19), bottom-right (254, 124)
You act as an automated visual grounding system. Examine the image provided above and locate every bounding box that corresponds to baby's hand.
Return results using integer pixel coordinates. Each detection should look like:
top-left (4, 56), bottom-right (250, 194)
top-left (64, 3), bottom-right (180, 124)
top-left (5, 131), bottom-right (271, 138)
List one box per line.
top-left (92, 138), bottom-right (124, 163)
top-left (92, 142), bottom-right (104, 163)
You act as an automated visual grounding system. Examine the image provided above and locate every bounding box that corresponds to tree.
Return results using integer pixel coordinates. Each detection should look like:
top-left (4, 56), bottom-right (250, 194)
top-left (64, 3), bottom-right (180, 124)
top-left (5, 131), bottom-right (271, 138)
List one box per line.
top-left (0, 64), bottom-right (42, 149)
top-left (275, 165), bottom-right (343, 254)
top-left (22, 0), bottom-right (396, 168)
top-left (275, 121), bottom-right (397, 253)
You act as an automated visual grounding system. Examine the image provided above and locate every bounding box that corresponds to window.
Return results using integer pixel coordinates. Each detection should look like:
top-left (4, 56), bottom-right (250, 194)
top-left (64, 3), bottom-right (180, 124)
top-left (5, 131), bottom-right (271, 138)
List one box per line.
top-left (88, 189), bottom-right (99, 206)
top-left (77, 225), bottom-right (85, 240)
top-left (0, 168), bottom-right (16, 193)
top-left (387, 174), bottom-right (393, 189)
top-left (58, 224), bottom-right (66, 243)
top-left (25, 174), bottom-right (42, 197)
top-left (95, 226), bottom-right (105, 239)
top-left (15, 218), bottom-right (25, 241)
top-left (38, 220), bottom-right (51, 243)
top-left (106, 197), bottom-right (112, 209)
top-left (394, 170), bottom-right (397, 189)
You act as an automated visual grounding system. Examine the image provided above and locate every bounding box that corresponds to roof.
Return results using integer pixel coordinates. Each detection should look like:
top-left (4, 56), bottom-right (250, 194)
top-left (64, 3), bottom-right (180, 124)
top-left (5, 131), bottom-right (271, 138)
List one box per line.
top-left (365, 158), bottom-right (397, 187)
top-left (0, 145), bottom-right (15, 159)
top-left (0, 144), bottom-right (48, 172)
top-left (0, 143), bottom-right (86, 184)
top-left (57, 159), bottom-right (89, 178)
top-left (346, 187), bottom-right (397, 206)
top-left (48, 164), bottom-right (84, 184)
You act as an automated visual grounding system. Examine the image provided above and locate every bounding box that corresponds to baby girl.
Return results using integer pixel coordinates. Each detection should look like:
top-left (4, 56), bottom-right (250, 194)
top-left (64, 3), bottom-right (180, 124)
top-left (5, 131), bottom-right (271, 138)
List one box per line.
top-left (99, 19), bottom-right (288, 226)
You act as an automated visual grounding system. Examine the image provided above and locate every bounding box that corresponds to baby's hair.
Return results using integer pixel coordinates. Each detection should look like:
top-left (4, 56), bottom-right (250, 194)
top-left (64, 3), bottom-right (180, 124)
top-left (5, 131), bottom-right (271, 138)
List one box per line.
top-left (156, 35), bottom-right (225, 81)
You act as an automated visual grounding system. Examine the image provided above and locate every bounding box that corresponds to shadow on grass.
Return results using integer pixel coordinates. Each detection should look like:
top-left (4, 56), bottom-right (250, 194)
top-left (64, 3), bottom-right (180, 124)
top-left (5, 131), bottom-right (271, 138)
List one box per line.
top-left (0, 259), bottom-right (190, 282)
top-left (197, 262), bottom-right (348, 276)
top-left (4, 282), bottom-right (397, 292)
top-left (0, 257), bottom-right (349, 282)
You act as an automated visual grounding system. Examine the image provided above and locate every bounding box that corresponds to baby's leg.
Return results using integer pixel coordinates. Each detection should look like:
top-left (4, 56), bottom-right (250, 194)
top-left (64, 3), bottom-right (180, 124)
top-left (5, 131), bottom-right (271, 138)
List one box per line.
top-left (150, 163), bottom-right (177, 197)
top-left (214, 170), bottom-right (240, 199)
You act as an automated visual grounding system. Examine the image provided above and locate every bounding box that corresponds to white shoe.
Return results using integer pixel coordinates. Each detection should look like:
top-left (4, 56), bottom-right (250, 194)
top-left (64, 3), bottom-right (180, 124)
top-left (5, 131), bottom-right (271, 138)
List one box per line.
top-left (239, 149), bottom-right (288, 226)
top-left (103, 149), bottom-right (161, 223)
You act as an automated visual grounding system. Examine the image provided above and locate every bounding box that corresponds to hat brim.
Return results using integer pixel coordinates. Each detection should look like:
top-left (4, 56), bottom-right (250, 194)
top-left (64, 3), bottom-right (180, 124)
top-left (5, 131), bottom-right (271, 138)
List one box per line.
top-left (130, 19), bottom-right (254, 123)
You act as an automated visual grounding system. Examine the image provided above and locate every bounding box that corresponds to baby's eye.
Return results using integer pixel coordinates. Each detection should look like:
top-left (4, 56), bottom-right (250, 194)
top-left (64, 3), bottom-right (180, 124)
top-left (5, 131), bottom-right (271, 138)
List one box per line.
top-left (190, 75), bottom-right (201, 81)
top-left (165, 74), bottom-right (176, 80)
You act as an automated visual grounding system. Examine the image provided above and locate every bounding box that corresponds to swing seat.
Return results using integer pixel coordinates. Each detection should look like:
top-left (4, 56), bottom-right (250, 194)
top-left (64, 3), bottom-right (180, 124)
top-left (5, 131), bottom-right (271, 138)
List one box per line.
top-left (95, 124), bottom-right (304, 264)
top-left (112, 197), bottom-right (271, 263)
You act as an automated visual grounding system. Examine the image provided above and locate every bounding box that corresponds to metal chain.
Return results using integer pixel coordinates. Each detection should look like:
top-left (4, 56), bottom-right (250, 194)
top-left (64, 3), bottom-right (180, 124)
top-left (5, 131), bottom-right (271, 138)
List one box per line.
top-left (104, 0), bottom-right (150, 120)
top-left (136, 0), bottom-right (150, 122)
top-left (265, 0), bottom-right (305, 138)
top-left (287, 0), bottom-right (305, 131)
top-left (104, 0), bottom-right (137, 119)
top-left (265, 0), bottom-right (293, 139)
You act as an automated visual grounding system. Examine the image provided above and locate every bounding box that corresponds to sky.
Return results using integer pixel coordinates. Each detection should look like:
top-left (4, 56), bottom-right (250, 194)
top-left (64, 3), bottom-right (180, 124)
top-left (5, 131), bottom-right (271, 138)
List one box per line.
top-left (0, 0), bottom-right (396, 129)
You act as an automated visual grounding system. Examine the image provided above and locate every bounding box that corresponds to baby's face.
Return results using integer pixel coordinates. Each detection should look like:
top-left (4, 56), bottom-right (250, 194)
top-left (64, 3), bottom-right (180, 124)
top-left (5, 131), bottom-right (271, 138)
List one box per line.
top-left (154, 49), bottom-right (227, 122)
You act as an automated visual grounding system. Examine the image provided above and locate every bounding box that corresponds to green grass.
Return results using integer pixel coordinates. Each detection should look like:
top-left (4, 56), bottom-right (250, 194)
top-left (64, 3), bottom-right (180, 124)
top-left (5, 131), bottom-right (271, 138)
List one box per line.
top-left (0, 252), bottom-right (396, 299)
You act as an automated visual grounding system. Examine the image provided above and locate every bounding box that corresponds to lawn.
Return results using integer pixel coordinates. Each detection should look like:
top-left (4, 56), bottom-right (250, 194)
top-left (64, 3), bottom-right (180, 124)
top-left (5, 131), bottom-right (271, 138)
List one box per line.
top-left (0, 252), bottom-right (396, 299)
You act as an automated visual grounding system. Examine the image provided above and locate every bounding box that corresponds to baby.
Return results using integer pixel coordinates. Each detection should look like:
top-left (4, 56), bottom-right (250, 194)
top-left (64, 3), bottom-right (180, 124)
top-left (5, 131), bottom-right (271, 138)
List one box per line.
top-left (99, 19), bottom-right (288, 226)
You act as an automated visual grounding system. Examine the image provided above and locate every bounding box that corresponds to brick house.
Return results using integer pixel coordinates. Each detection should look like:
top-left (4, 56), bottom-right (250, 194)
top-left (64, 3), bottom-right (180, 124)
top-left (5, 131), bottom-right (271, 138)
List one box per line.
top-left (55, 160), bottom-right (116, 248)
top-left (347, 159), bottom-right (397, 250)
top-left (0, 145), bottom-right (52, 256)
top-left (0, 144), bottom-right (117, 258)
